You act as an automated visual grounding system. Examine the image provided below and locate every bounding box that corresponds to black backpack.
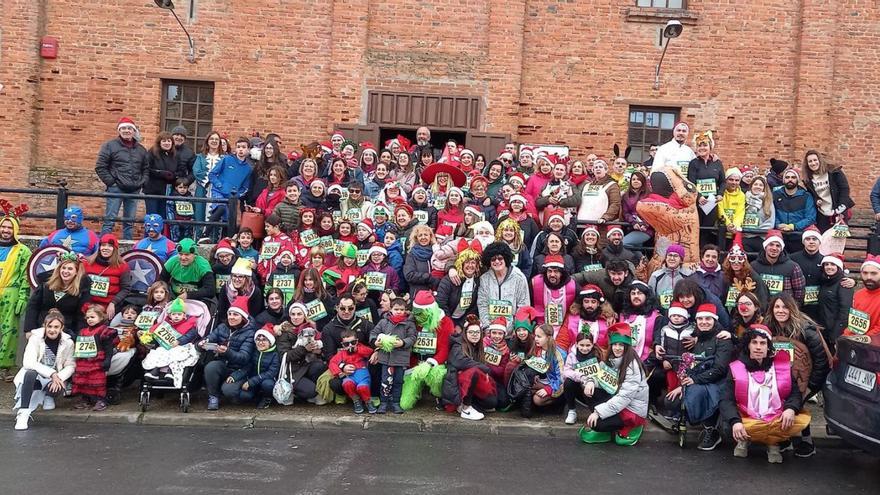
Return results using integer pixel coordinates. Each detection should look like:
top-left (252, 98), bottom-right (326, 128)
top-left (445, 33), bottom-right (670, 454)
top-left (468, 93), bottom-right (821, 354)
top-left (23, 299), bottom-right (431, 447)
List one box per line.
top-left (507, 363), bottom-right (541, 402)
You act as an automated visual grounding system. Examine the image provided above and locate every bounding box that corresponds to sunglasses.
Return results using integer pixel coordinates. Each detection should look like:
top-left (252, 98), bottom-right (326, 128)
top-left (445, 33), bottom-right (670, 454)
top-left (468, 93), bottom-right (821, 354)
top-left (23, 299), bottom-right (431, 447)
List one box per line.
top-left (342, 340), bottom-right (357, 347)
top-left (491, 255), bottom-right (505, 262)
top-left (338, 305), bottom-right (355, 312)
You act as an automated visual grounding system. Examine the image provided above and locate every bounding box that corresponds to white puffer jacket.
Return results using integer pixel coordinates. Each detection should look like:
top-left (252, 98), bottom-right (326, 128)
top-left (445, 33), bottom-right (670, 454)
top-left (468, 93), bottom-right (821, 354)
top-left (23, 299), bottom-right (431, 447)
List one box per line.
top-left (13, 328), bottom-right (76, 386)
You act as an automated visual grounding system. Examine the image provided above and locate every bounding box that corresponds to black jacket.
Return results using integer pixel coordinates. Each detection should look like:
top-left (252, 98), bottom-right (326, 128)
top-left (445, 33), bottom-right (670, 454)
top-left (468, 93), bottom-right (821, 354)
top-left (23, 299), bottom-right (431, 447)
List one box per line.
top-left (175, 143), bottom-right (197, 183)
top-left (24, 272), bottom-right (92, 336)
top-left (321, 315), bottom-right (374, 361)
top-left (804, 168), bottom-right (855, 215)
top-left (719, 353), bottom-right (804, 426)
top-left (817, 271), bottom-right (854, 343)
top-left (95, 137), bottom-right (150, 192)
top-left (440, 334), bottom-right (491, 407)
top-left (144, 149), bottom-right (179, 195)
top-left (688, 325), bottom-right (733, 385)
top-left (435, 275), bottom-right (480, 321)
top-left (751, 251), bottom-right (806, 304)
top-left (687, 156), bottom-right (725, 226)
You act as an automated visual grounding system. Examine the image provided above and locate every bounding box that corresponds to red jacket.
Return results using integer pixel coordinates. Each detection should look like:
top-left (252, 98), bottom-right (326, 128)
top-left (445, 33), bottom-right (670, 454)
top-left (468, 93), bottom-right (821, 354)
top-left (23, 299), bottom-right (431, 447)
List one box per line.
top-left (256, 233), bottom-right (297, 284)
top-left (329, 343), bottom-right (374, 375)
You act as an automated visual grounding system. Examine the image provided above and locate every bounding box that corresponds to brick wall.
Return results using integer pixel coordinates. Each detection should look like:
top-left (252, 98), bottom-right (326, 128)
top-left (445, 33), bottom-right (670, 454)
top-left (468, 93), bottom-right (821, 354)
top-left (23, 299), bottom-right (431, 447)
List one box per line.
top-left (1, 0), bottom-right (878, 235)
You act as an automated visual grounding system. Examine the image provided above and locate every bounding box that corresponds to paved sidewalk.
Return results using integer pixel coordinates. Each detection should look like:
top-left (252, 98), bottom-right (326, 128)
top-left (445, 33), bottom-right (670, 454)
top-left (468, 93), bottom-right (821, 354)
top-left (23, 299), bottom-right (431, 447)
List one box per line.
top-left (0, 382), bottom-right (842, 446)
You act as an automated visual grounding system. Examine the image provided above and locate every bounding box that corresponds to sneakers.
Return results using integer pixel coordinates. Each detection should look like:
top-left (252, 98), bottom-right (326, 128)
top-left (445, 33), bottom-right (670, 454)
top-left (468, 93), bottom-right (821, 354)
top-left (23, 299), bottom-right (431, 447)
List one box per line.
top-left (376, 402), bottom-right (388, 414)
top-left (779, 440), bottom-right (793, 452)
top-left (207, 395), bottom-right (220, 411)
top-left (352, 399), bottom-right (366, 415)
top-left (366, 402), bottom-right (378, 414)
top-left (697, 427), bottom-right (722, 451)
top-left (145, 369), bottom-right (161, 380)
top-left (391, 403), bottom-right (404, 414)
top-left (564, 409), bottom-right (578, 425)
top-left (734, 441), bottom-right (749, 458)
top-left (767, 445), bottom-right (783, 464)
top-left (14, 410), bottom-right (30, 431)
top-left (42, 396), bottom-right (56, 411)
top-left (92, 400), bottom-right (108, 412)
top-left (459, 405), bottom-right (485, 421)
top-left (794, 440), bottom-right (816, 458)
top-left (257, 398), bottom-right (272, 409)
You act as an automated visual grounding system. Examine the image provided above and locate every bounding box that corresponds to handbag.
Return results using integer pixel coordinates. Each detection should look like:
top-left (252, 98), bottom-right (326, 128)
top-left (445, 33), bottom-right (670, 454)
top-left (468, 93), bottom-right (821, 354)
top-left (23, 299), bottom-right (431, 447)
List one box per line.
top-left (272, 353), bottom-right (294, 406)
top-left (239, 210), bottom-right (265, 239)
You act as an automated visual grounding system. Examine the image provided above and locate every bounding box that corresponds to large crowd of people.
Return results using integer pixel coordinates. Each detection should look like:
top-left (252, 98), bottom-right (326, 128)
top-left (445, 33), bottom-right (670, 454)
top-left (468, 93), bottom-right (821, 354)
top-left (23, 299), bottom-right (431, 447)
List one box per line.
top-left (3, 117), bottom-right (880, 465)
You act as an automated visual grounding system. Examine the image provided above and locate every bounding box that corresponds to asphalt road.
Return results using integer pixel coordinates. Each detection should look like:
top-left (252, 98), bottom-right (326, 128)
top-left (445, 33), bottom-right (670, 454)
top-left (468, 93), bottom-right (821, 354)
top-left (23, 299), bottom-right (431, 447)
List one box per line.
top-left (1, 424), bottom-right (877, 495)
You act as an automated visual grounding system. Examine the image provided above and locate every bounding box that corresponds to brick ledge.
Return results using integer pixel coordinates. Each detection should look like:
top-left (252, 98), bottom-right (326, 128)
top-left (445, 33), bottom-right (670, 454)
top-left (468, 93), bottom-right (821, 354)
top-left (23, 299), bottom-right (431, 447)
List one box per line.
top-left (625, 7), bottom-right (699, 25)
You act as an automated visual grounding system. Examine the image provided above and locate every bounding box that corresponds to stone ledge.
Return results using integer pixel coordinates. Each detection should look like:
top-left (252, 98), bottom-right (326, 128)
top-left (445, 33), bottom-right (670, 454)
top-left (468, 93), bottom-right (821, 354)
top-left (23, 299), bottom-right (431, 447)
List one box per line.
top-left (625, 7), bottom-right (699, 25)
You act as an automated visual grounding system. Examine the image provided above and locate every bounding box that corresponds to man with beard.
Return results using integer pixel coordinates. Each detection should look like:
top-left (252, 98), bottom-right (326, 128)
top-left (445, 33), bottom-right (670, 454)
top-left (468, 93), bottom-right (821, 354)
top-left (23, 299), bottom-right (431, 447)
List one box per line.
top-left (751, 230), bottom-right (806, 305)
top-left (557, 284), bottom-right (614, 350)
top-left (0, 204), bottom-right (31, 380)
top-left (619, 281), bottom-right (663, 362)
top-left (531, 255), bottom-right (577, 336)
top-left (573, 259), bottom-right (634, 314)
top-left (409, 127), bottom-right (441, 163)
top-left (602, 226), bottom-right (640, 265)
top-left (789, 228), bottom-right (855, 321)
top-left (651, 122), bottom-right (696, 176)
top-left (772, 168), bottom-right (816, 252)
top-left (843, 255), bottom-right (880, 337)
top-left (515, 147), bottom-right (535, 176)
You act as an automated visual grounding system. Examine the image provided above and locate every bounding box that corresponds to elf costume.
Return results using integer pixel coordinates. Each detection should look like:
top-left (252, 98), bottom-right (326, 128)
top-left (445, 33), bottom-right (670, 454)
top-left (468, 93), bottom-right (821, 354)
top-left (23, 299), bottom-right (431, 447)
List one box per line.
top-left (0, 201), bottom-right (31, 373)
top-left (400, 291), bottom-right (454, 410)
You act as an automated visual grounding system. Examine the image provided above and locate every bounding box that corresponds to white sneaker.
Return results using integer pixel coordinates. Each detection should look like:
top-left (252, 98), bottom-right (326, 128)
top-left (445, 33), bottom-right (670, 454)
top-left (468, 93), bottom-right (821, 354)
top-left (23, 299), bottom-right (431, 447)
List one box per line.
top-left (14, 410), bottom-right (30, 430)
top-left (42, 396), bottom-right (56, 411)
top-left (734, 440), bottom-right (749, 458)
top-left (564, 409), bottom-right (578, 425)
top-left (459, 405), bottom-right (484, 421)
top-left (767, 445), bottom-right (783, 464)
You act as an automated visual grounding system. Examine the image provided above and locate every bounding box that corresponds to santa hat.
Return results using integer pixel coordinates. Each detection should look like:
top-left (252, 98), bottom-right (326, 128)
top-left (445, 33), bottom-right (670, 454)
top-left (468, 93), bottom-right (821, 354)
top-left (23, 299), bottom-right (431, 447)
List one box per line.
top-left (509, 193), bottom-right (528, 206)
top-left (668, 302), bottom-right (689, 319)
top-left (215, 238), bottom-right (235, 257)
top-left (513, 307), bottom-right (539, 333)
top-left (519, 147), bottom-right (535, 158)
top-left (412, 290), bottom-right (437, 309)
top-left (582, 225), bottom-right (600, 239)
top-left (460, 149), bottom-right (475, 159)
top-left (368, 242), bottom-right (387, 258)
top-left (725, 167), bottom-right (742, 179)
top-left (508, 173), bottom-right (527, 186)
top-left (782, 167), bottom-right (800, 180)
top-left (436, 224), bottom-right (454, 238)
top-left (231, 258), bottom-right (253, 277)
top-left (447, 186), bottom-right (464, 199)
top-left (168, 298), bottom-right (186, 314)
top-left (488, 317), bottom-right (507, 333)
top-left (327, 184), bottom-right (345, 196)
top-left (802, 225), bottom-right (822, 242)
top-left (227, 295), bottom-right (251, 319)
top-left (275, 246), bottom-right (296, 261)
top-left (545, 208), bottom-right (565, 224)
top-left (748, 324), bottom-right (773, 341)
top-left (728, 232), bottom-right (746, 258)
top-left (695, 303), bottom-right (718, 320)
top-left (331, 132), bottom-right (345, 141)
top-left (863, 254), bottom-right (880, 272)
top-left (117, 116), bottom-right (137, 130)
top-left (579, 284), bottom-right (605, 302)
top-left (465, 205), bottom-right (483, 219)
top-left (412, 185), bottom-right (428, 196)
top-left (608, 322), bottom-right (633, 346)
top-left (543, 254), bottom-right (565, 269)
top-left (763, 229), bottom-right (785, 249)
top-left (606, 226), bottom-right (624, 238)
top-left (254, 328), bottom-right (276, 346)
top-left (357, 218), bottom-right (374, 232)
top-left (535, 154), bottom-right (557, 166)
top-left (821, 252), bottom-right (845, 271)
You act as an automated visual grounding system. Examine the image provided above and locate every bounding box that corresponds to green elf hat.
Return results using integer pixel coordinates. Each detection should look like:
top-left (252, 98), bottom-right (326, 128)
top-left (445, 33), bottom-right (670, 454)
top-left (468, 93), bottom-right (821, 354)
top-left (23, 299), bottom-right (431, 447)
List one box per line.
top-left (608, 322), bottom-right (633, 346)
top-left (340, 242), bottom-right (357, 259)
top-left (168, 298), bottom-right (186, 314)
top-left (513, 307), bottom-right (539, 333)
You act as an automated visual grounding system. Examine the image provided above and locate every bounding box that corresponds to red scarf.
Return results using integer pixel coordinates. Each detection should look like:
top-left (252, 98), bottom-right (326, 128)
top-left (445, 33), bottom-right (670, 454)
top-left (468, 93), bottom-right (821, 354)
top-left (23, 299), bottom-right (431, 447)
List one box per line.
top-left (389, 314), bottom-right (408, 325)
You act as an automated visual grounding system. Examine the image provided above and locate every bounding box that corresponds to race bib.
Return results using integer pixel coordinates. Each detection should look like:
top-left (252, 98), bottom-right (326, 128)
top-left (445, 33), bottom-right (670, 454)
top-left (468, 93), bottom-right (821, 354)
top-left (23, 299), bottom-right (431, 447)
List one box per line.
top-left (573, 357), bottom-right (600, 380)
top-left (175, 202), bottom-right (194, 217)
top-left (305, 299), bottom-right (327, 320)
top-left (339, 188), bottom-right (349, 201)
top-left (319, 236), bottom-right (336, 252)
top-left (525, 356), bottom-right (550, 374)
top-left (414, 210), bottom-right (429, 225)
top-left (483, 347), bottom-right (503, 366)
top-left (597, 361), bottom-right (619, 394)
top-left (725, 287), bottom-right (740, 308)
top-left (135, 310), bottom-right (160, 331)
top-left (260, 242), bottom-right (280, 260)
top-left (696, 179), bottom-right (717, 197)
top-left (761, 274), bottom-right (784, 295)
top-left (583, 185), bottom-right (602, 197)
top-left (346, 208), bottom-right (363, 222)
top-left (459, 290), bottom-right (473, 309)
top-left (272, 274), bottom-right (296, 291)
top-left (433, 196), bottom-right (446, 210)
top-left (153, 322), bottom-right (182, 350)
top-left (413, 331), bottom-right (438, 355)
top-left (356, 250), bottom-right (370, 267)
top-left (803, 285), bottom-right (819, 305)
top-left (832, 224), bottom-right (850, 239)
top-left (546, 303), bottom-right (563, 327)
top-left (773, 341), bottom-right (795, 363)
top-left (355, 307), bottom-right (372, 323)
top-left (215, 274), bottom-right (230, 292)
top-left (74, 335), bottom-right (98, 359)
top-left (582, 263), bottom-right (603, 273)
top-left (365, 271), bottom-right (387, 291)
top-left (300, 229), bottom-right (319, 247)
top-left (723, 209), bottom-right (736, 222)
top-left (848, 308), bottom-right (870, 335)
top-left (332, 210), bottom-right (343, 223)
top-left (742, 213), bottom-right (760, 229)
top-left (90, 275), bottom-right (110, 298)
top-left (399, 237), bottom-right (408, 254)
top-left (488, 299), bottom-right (513, 318)
top-left (659, 289), bottom-right (674, 309)
top-left (677, 160), bottom-right (690, 176)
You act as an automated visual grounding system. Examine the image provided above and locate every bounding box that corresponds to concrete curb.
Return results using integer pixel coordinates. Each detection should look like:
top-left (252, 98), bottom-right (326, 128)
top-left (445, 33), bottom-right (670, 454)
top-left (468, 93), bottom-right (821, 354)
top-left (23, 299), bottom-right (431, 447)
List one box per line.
top-left (0, 409), bottom-right (847, 448)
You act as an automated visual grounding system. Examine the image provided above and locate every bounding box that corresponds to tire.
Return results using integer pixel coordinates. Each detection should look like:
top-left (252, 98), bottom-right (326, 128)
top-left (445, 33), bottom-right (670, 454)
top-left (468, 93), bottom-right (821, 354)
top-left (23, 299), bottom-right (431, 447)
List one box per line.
top-left (678, 429), bottom-right (687, 449)
top-left (180, 392), bottom-right (190, 413)
top-left (140, 391), bottom-right (150, 412)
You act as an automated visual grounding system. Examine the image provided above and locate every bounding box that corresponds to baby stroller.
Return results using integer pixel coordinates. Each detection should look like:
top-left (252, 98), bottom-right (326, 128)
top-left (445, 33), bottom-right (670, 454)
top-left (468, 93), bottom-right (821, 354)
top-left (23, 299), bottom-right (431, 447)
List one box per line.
top-left (647, 353), bottom-right (692, 448)
top-left (138, 299), bottom-right (212, 413)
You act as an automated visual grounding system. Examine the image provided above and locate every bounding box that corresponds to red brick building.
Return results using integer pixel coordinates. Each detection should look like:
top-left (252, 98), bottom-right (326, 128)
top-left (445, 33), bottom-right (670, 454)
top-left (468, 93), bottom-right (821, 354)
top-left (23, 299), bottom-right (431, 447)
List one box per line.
top-left (2, 1), bottom-right (878, 223)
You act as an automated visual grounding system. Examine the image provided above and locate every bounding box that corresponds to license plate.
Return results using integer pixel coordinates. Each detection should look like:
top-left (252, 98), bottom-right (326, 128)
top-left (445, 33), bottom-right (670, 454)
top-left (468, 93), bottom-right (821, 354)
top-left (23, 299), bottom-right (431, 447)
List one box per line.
top-left (844, 365), bottom-right (877, 392)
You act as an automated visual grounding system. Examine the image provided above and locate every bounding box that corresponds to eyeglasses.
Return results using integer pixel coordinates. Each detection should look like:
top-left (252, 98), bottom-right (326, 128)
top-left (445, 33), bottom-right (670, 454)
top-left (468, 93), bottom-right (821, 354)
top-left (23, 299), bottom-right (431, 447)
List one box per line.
top-left (338, 305), bottom-right (355, 312)
top-left (465, 329), bottom-right (482, 335)
top-left (255, 336), bottom-right (269, 341)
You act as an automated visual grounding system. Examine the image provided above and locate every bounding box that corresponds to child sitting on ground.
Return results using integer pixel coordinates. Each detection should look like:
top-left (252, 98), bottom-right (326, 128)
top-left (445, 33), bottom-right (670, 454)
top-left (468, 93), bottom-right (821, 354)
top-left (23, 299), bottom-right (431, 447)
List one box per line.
top-left (329, 329), bottom-right (377, 414)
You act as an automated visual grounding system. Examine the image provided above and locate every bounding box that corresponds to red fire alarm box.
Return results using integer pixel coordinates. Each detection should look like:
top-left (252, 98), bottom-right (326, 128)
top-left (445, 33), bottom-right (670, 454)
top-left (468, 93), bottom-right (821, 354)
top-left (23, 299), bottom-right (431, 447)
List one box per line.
top-left (40, 36), bottom-right (58, 59)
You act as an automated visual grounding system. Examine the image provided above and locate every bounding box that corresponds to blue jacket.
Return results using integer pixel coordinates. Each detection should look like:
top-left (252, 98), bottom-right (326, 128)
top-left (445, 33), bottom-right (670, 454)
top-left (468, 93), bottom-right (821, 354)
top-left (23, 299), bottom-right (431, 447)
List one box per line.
top-left (772, 187), bottom-right (816, 230)
top-left (206, 319), bottom-right (256, 369)
top-left (209, 155), bottom-right (253, 199)
top-left (40, 226), bottom-right (99, 256)
top-left (386, 240), bottom-right (404, 273)
top-left (871, 177), bottom-right (880, 214)
top-left (232, 346), bottom-right (281, 387)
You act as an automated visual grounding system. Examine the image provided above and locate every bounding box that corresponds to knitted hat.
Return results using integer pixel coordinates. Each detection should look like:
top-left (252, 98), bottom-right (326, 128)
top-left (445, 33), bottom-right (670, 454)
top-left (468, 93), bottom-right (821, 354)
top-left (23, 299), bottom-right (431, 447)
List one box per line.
top-left (513, 307), bottom-right (539, 333)
top-left (99, 233), bottom-right (119, 248)
top-left (668, 301), bottom-right (689, 319)
top-left (782, 167), bottom-right (800, 180)
top-left (543, 254), bottom-right (565, 269)
top-left (254, 328), bottom-right (276, 346)
top-left (608, 322), bottom-right (633, 346)
top-left (802, 225), bottom-right (822, 242)
top-left (666, 243), bottom-right (685, 258)
top-left (231, 257), bottom-right (253, 277)
top-left (862, 254), bottom-right (880, 272)
top-left (171, 125), bottom-right (188, 137)
top-left (412, 290), bottom-right (436, 309)
top-left (227, 295), bottom-right (251, 319)
top-left (394, 203), bottom-right (414, 217)
top-left (822, 252), bottom-right (845, 271)
top-left (545, 208), bottom-right (565, 224)
top-left (469, 175), bottom-right (489, 189)
top-left (763, 229), bottom-right (785, 249)
top-left (725, 167), bottom-right (742, 179)
top-left (368, 242), bottom-right (387, 258)
top-left (606, 226), bottom-right (624, 238)
top-left (488, 317), bottom-right (507, 333)
top-left (215, 238), bottom-right (235, 257)
top-left (168, 298), bottom-right (186, 314)
top-left (579, 284), bottom-right (605, 302)
top-left (630, 280), bottom-right (651, 295)
top-left (288, 302), bottom-right (308, 316)
top-left (695, 303), bottom-right (718, 320)
top-left (769, 158), bottom-right (789, 174)
top-left (327, 184), bottom-right (344, 196)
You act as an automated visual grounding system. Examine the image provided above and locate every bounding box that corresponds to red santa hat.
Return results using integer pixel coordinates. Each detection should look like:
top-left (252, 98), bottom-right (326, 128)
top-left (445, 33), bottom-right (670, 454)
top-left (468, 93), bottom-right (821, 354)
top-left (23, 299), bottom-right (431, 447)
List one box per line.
top-left (460, 149), bottom-right (475, 159)
top-left (668, 302), bottom-right (689, 319)
top-left (117, 116), bottom-right (137, 130)
top-left (508, 173), bottom-right (527, 186)
top-left (436, 224), bottom-right (454, 238)
top-left (519, 147), bottom-right (535, 158)
top-left (227, 295), bottom-right (251, 320)
top-left (821, 252), bottom-right (845, 271)
top-left (357, 218), bottom-right (374, 232)
top-left (579, 284), bottom-right (605, 302)
top-left (545, 208), bottom-right (565, 224)
top-left (412, 290), bottom-right (436, 309)
top-left (543, 254), bottom-right (565, 269)
top-left (863, 254), bottom-right (880, 272)
top-left (254, 328), bottom-right (276, 346)
top-left (488, 317), bottom-right (507, 333)
top-left (782, 167), bottom-right (800, 180)
top-left (368, 242), bottom-right (387, 258)
top-left (763, 229), bottom-right (785, 249)
top-left (215, 238), bottom-right (235, 257)
top-left (331, 132), bottom-right (345, 141)
top-left (606, 225), bottom-right (624, 238)
top-left (465, 205), bottom-right (483, 219)
top-left (802, 225), bottom-right (822, 242)
top-left (695, 303), bottom-right (718, 320)
top-left (509, 193), bottom-right (528, 205)
top-left (582, 225), bottom-right (600, 239)
top-left (535, 153), bottom-right (557, 166)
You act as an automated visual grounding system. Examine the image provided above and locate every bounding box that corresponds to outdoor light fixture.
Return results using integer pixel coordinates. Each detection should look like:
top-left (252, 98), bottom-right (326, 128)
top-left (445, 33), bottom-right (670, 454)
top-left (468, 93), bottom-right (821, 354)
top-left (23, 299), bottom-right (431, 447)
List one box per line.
top-left (653, 20), bottom-right (683, 90)
top-left (153, 0), bottom-right (195, 63)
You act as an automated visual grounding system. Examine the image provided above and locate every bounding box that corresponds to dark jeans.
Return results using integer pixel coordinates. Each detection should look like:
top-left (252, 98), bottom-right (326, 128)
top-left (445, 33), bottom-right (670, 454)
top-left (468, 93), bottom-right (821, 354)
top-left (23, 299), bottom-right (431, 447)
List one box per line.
top-left (563, 378), bottom-right (588, 409)
top-left (208, 205), bottom-right (227, 241)
top-left (18, 370), bottom-right (52, 409)
top-left (204, 360), bottom-right (233, 397)
top-left (238, 378), bottom-right (275, 403)
top-left (102, 185), bottom-right (139, 240)
top-left (293, 360), bottom-right (327, 400)
top-left (145, 198), bottom-right (167, 217)
top-left (379, 364), bottom-right (404, 404)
